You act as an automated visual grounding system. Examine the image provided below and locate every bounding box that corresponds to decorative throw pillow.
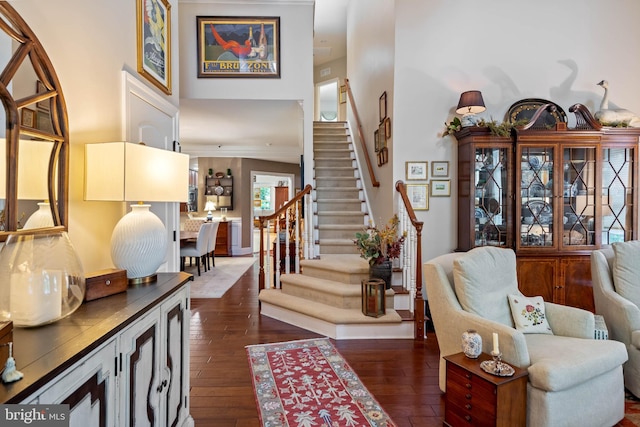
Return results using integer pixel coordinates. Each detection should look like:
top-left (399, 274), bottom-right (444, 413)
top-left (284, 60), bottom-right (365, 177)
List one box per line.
top-left (453, 247), bottom-right (519, 327)
top-left (612, 240), bottom-right (640, 308)
top-left (507, 294), bottom-right (553, 334)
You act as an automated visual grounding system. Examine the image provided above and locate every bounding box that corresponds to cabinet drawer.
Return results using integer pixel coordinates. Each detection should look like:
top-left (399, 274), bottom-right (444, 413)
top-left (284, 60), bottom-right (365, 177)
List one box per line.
top-left (448, 363), bottom-right (497, 397)
top-left (446, 379), bottom-right (496, 417)
top-left (445, 399), bottom-right (495, 426)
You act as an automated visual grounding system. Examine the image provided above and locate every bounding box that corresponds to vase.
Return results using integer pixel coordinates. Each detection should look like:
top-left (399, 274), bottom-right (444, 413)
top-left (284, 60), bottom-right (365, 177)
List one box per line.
top-left (462, 329), bottom-right (482, 359)
top-left (369, 259), bottom-right (392, 290)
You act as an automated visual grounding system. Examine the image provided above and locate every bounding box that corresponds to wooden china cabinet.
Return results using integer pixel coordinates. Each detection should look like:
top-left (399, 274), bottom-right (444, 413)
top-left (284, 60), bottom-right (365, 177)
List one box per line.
top-left (455, 104), bottom-right (640, 312)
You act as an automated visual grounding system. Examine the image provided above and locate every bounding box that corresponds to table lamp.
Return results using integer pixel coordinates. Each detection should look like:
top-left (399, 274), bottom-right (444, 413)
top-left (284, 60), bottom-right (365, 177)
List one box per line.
top-left (84, 142), bottom-right (189, 284)
top-left (456, 90), bottom-right (486, 127)
top-left (205, 200), bottom-right (215, 221)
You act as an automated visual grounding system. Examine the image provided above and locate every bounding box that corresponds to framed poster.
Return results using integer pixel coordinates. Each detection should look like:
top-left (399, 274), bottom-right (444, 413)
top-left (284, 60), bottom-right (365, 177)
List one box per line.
top-left (407, 184), bottom-right (429, 210)
top-left (379, 91), bottom-right (387, 122)
top-left (197, 16), bottom-right (280, 78)
top-left (431, 180), bottom-right (451, 197)
top-left (339, 85), bottom-right (346, 103)
top-left (405, 161), bottom-right (428, 180)
top-left (21, 107), bottom-right (35, 128)
top-left (431, 161), bottom-right (450, 177)
top-left (136, 0), bottom-right (171, 94)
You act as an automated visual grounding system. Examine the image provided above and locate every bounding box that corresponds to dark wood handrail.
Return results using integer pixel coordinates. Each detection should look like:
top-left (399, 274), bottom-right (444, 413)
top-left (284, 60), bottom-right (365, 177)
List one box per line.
top-left (258, 184), bottom-right (313, 291)
top-left (345, 78), bottom-right (380, 187)
top-left (395, 180), bottom-right (425, 340)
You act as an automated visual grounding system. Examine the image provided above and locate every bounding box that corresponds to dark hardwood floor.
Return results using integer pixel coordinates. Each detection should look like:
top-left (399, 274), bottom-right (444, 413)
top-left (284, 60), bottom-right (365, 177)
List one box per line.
top-left (189, 261), bottom-right (445, 426)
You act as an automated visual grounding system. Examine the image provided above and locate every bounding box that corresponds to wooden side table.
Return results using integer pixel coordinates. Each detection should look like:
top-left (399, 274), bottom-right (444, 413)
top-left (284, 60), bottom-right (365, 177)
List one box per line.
top-left (443, 352), bottom-right (528, 426)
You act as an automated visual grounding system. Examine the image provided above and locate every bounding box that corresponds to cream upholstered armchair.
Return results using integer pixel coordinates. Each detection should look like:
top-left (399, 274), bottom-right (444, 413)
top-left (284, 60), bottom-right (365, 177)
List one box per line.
top-left (592, 242), bottom-right (640, 398)
top-left (424, 246), bottom-right (628, 427)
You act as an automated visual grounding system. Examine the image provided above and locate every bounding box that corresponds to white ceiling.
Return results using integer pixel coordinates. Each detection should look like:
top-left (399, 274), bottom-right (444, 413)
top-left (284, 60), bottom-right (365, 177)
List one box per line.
top-left (178, 0), bottom-right (348, 165)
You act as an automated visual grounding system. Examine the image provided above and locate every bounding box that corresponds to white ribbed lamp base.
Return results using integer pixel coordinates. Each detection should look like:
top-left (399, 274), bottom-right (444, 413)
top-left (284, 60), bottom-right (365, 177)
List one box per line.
top-left (111, 204), bottom-right (167, 282)
top-left (23, 202), bottom-right (54, 230)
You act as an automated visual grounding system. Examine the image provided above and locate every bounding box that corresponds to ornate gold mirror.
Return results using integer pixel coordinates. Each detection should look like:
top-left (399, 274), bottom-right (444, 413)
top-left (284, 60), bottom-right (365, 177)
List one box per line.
top-left (0, 2), bottom-right (69, 241)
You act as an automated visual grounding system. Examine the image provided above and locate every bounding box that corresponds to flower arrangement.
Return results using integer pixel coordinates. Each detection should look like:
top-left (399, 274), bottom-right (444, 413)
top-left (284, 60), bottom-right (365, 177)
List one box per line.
top-left (353, 215), bottom-right (406, 266)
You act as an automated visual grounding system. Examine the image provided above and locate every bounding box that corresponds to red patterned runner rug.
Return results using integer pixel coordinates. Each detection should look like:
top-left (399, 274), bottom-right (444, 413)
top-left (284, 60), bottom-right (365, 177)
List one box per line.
top-left (246, 338), bottom-right (396, 426)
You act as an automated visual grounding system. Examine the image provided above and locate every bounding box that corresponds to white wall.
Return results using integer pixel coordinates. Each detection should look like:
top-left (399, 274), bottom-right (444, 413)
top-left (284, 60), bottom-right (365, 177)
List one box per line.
top-left (9, 0), bottom-right (180, 272)
top-left (178, 1), bottom-right (315, 186)
top-left (346, 0), bottom-right (395, 226)
top-left (387, 0), bottom-right (640, 263)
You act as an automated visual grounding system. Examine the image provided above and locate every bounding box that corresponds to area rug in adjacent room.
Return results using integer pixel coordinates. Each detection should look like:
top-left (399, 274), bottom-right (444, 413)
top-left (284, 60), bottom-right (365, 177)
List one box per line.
top-left (188, 256), bottom-right (256, 298)
top-left (246, 338), bottom-right (396, 427)
top-left (619, 391), bottom-right (640, 426)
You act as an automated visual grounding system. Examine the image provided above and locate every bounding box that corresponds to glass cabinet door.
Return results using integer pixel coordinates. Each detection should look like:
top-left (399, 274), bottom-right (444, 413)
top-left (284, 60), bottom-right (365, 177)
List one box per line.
top-left (474, 147), bottom-right (509, 247)
top-left (602, 147), bottom-right (635, 244)
top-left (518, 146), bottom-right (554, 248)
top-left (562, 146), bottom-right (597, 248)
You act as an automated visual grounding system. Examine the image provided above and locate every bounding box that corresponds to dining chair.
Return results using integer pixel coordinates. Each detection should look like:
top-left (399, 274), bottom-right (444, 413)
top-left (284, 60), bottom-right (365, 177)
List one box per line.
top-left (180, 222), bottom-right (210, 276)
top-left (206, 221), bottom-right (220, 269)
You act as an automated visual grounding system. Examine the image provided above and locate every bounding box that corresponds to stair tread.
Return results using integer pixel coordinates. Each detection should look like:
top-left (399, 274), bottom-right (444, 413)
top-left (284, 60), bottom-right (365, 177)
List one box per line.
top-left (317, 224), bottom-right (366, 230)
top-left (259, 289), bottom-right (402, 324)
top-left (317, 211), bottom-right (365, 215)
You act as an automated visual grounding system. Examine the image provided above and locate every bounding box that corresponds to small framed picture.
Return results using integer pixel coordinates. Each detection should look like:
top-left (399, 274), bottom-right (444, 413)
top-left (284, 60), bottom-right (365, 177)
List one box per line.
top-left (384, 117), bottom-right (391, 139)
top-left (21, 107), bottom-right (35, 128)
top-left (339, 85), bottom-right (346, 104)
top-left (407, 184), bottom-right (429, 210)
top-left (406, 161), bottom-right (428, 180)
top-left (431, 179), bottom-right (451, 197)
top-left (431, 161), bottom-right (449, 177)
top-left (36, 80), bottom-right (50, 111)
top-left (379, 91), bottom-right (387, 122)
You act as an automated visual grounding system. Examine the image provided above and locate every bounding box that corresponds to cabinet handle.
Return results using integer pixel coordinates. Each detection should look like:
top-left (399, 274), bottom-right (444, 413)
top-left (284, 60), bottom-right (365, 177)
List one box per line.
top-left (465, 383), bottom-right (472, 389)
top-left (465, 373), bottom-right (471, 379)
top-left (465, 404), bottom-right (471, 410)
top-left (465, 415), bottom-right (472, 422)
top-left (156, 379), bottom-right (168, 392)
top-left (465, 393), bottom-right (471, 400)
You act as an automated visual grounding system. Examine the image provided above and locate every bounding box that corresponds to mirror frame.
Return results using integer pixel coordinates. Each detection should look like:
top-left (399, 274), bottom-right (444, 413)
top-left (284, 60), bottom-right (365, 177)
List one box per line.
top-left (0, 2), bottom-right (69, 241)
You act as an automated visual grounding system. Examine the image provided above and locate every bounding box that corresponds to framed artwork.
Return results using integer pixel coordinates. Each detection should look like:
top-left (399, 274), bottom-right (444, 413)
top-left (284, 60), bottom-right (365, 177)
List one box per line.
top-left (36, 80), bottom-right (49, 111)
top-left (339, 85), bottom-right (346, 104)
top-left (379, 91), bottom-right (387, 122)
top-left (21, 107), bottom-right (35, 128)
top-left (377, 147), bottom-right (388, 166)
top-left (384, 117), bottom-right (391, 139)
top-left (405, 161), bottom-right (428, 180)
top-left (137, 0), bottom-right (172, 94)
top-left (374, 129), bottom-right (380, 152)
top-left (197, 16), bottom-right (280, 78)
top-left (407, 184), bottom-right (429, 210)
top-left (378, 121), bottom-right (386, 147)
top-left (431, 179), bottom-right (451, 197)
top-left (36, 110), bottom-right (53, 133)
top-left (431, 161), bottom-right (449, 177)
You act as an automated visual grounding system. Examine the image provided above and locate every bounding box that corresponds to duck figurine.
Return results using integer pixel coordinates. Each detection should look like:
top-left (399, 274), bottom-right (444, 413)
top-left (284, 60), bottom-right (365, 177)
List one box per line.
top-left (595, 80), bottom-right (640, 127)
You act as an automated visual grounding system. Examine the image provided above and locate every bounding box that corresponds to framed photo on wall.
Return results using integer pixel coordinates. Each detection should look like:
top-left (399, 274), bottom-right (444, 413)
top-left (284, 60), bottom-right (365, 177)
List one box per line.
top-left (379, 91), bottom-right (387, 122)
top-left (197, 16), bottom-right (280, 78)
top-left (136, 0), bottom-right (172, 94)
top-left (407, 184), bottom-right (429, 210)
top-left (340, 85), bottom-right (347, 103)
top-left (405, 161), bottom-right (428, 180)
top-left (431, 179), bottom-right (451, 197)
top-left (21, 107), bottom-right (35, 128)
top-left (431, 161), bottom-right (449, 177)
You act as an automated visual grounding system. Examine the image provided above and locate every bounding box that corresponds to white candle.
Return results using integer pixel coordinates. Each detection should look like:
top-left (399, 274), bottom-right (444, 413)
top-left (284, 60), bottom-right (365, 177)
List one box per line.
top-left (493, 332), bottom-right (499, 354)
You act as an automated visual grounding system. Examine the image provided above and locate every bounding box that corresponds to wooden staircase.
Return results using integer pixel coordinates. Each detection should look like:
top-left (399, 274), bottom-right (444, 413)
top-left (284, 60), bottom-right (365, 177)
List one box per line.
top-left (258, 121), bottom-right (414, 339)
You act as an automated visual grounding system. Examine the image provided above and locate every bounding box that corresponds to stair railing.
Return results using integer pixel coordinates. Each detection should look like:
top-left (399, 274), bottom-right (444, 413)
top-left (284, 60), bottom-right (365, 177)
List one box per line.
top-left (258, 184), bottom-right (314, 292)
top-left (395, 180), bottom-right (425, 340)
top-left (344, 78), bottom-right (380, 188)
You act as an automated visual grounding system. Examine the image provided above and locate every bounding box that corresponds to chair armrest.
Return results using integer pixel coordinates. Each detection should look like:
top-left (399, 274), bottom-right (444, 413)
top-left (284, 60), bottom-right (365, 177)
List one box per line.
top-left (445, 310), bottom-right (531, 368)
top-left (544, 302), bottom-right (594, 338)
top-left (597, 289), bottom-right (640, 345)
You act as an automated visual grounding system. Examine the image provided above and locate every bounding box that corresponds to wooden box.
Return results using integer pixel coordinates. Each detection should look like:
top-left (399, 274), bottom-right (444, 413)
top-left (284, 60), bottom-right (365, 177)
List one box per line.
top-left (0, 321), bottom-right (13, 373)
top-left (84, 268), bottom-right (128, 302)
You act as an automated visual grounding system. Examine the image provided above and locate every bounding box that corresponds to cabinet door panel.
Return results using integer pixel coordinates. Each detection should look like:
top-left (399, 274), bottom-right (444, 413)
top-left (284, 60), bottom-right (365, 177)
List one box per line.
top-left (31, 340), bottom-right (117, 427)
top-left (120, 310), bottom-right (160, 427)
top-left (561, 257), bottom-right (593, 312)
top-left (517, 258), bottom-right (558, 302)
top-left (162, 290), bottom-right (188, 427)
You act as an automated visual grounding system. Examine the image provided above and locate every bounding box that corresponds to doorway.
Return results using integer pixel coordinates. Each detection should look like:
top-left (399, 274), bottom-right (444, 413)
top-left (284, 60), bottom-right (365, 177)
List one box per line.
top-left (315, 78), bottom-right (339, 122)
top-left (250, 171), bottom-right (295, 253)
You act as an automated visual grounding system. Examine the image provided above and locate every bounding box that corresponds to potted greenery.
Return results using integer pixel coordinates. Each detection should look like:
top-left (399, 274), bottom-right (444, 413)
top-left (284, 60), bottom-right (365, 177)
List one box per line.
top-left (353, 215), bottom-right (406, 289)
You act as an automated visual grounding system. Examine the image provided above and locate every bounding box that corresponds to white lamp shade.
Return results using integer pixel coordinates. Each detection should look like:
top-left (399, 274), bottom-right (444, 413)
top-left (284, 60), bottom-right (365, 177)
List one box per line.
top-left (84, 142), bottom-right (189, 202)
top-left (0, 138), bottom-right (54, 200)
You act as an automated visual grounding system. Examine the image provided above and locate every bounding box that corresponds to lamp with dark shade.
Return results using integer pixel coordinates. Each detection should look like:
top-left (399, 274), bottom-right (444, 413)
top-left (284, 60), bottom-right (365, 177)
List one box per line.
top-left (456, 90), bottom-right (486, 127)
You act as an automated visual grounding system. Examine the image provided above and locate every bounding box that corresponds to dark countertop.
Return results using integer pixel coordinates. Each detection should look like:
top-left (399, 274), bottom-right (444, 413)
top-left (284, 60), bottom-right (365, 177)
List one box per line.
top-left (0, 272), bottom-right (193, 403)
